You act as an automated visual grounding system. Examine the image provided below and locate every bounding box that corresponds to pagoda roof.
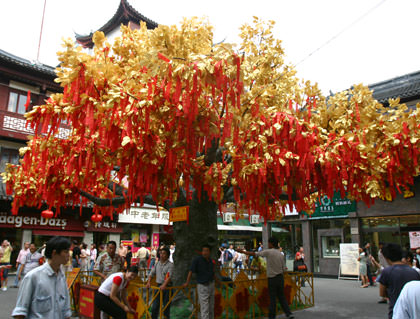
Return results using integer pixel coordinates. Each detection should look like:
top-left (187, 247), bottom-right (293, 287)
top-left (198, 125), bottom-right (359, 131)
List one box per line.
top-left (0, 48), bottom-right (60, 90)
top-left (0, 48), bottom-right (55, 77)
top-left (75, 0), bottom-right (158, 49)
top-left (370, 70), bottom-right (420, 104)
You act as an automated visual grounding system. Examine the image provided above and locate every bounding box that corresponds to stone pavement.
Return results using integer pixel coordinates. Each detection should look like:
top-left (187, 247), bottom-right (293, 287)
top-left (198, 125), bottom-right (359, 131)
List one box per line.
top-left (0, 276), bottom-right (389, 318)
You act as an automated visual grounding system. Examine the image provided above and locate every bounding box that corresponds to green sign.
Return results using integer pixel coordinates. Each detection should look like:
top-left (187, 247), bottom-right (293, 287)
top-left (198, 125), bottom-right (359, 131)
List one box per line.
top-left (304, 192), bottom-right (356, 218)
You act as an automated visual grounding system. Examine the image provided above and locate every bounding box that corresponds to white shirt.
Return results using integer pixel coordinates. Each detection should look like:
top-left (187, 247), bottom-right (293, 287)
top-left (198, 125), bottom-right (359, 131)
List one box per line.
top-left (12, 263), bottom-right (71, 319)
top-left (393, 280), bottom-right (420, 319)
top-left (98, 272), bottom-right (128, 296)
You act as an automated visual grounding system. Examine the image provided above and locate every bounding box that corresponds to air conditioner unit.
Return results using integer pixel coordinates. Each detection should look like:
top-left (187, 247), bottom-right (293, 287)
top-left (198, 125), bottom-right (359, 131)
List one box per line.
top-left (223, 213), bottom-right (233, 223)
top-left (250, 214), bottom-right (260, 224)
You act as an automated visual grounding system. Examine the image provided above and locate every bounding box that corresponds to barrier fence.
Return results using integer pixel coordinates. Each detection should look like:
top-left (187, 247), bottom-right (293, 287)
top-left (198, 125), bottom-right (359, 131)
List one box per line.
top-left (68, 268), bottom-right (314, 318)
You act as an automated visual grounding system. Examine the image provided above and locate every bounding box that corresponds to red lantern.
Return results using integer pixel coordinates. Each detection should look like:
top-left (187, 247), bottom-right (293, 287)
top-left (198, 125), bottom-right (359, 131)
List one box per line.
top-left (91, 214), bottom-right (103, 223)
top-left (41, 209), bottom-right (54, 219)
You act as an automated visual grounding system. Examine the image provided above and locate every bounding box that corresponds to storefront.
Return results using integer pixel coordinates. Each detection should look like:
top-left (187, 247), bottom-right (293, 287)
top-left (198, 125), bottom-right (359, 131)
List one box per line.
top-left (300, 192), bottom-right (356, 276)
top-left (0, 207), bottom-right (123, 267)
top-left (357, 177), bottom-right (420, 253)
top-left (118, 205), bottom-right (173, 247)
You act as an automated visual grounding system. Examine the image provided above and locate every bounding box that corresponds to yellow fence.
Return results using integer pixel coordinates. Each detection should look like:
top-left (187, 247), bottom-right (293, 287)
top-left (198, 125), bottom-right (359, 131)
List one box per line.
top-left (70, 269), bottom-right (314, 318)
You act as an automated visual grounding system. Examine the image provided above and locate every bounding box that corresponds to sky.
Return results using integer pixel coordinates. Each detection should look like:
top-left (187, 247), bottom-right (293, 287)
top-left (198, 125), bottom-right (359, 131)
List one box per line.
top-left (0, 0), bottom-right (419, 95)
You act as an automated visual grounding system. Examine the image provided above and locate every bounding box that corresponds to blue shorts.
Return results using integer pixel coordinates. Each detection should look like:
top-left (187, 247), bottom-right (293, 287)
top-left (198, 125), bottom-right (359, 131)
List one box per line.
top-left (0, 263), bottom-right (10, 278)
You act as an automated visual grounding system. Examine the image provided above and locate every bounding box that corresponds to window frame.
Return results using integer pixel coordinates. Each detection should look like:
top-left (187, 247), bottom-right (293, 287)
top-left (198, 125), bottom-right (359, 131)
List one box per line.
top-left (6, 88), bottom-right (34, 114)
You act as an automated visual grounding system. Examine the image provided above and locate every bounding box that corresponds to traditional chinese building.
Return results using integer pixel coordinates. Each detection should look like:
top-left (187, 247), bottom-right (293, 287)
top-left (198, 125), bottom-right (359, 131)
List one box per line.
top-left (0, 50), bottom-right (123, 256)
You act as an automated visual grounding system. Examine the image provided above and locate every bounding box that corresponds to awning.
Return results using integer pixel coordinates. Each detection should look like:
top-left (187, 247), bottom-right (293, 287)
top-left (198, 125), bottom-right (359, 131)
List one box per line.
top-left (217, 225), bottom-right (262, 231)
top-left (217, 225), bottom-right (288, 232)
top-left (32, 230), bottom-right (85, 237)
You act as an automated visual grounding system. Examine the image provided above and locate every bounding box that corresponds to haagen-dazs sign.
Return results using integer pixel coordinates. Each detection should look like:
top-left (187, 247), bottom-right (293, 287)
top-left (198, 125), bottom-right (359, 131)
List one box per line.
top-left (0, 213), bottom-right (68, 230)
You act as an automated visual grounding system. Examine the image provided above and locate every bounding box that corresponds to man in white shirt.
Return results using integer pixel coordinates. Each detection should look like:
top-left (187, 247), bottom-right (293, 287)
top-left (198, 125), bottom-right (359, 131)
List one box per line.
top-left (12, 237), bottom-right (72, 319)
top-left (393, 281), bottom-right (420, 319)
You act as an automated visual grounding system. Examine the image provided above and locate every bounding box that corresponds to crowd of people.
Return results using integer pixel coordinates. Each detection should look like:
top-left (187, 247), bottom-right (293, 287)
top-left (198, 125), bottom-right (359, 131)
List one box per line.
top-left (356, 242), bottom-right (420, 319)
top-left (6, 236), bottom-right (300, 319)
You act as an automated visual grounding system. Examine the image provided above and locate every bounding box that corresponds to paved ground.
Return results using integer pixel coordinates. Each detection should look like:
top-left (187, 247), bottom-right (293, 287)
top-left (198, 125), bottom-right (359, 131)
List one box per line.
top-left (291, 278), bottom-right (388, 319)
top-left (0, 276), bottom-right (389, 318)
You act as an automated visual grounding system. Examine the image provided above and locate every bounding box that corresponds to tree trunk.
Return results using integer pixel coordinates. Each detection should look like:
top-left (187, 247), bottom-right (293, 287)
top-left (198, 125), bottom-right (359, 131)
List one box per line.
top-left (171, 192), bottom-right (219, 286)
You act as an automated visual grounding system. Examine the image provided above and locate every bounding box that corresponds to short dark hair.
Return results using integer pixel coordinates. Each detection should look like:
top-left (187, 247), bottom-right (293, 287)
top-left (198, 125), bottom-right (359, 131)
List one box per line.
top-left (268, 237), bottom-right (279, 248)
top-left (160, 247), bottom-right (170, 257)
top-left (403, 250), bottom-right (414, 262)
top-left (382, 243), bottom-right (403, 262)
top-left (107, 241), bottom-right (117, 247)
top-left (202, 244), bottom-right (211, 251)
top-left (82, 243), bottom-right (88, 249)
top-left (127, 265), bottom-right (139, 273)
top-left (45, 237), bottom-right (71, 259)
top-left (127, 246), bottom-right (132, 251)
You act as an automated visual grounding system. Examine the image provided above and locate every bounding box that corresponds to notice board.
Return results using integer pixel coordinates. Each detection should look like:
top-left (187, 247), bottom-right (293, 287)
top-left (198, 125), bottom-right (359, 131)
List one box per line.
top-left (339, 243), bottom-right (359, 276)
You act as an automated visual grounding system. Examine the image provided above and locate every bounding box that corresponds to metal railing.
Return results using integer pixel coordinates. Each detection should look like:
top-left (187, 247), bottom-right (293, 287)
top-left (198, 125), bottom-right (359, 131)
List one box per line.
top-left (69, 268), bottom-right (314, 318)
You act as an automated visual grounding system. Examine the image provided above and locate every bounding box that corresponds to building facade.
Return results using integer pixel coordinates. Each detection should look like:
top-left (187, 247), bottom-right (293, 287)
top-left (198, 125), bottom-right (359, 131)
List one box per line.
top-left (285, 70), bottom-right (420, 276)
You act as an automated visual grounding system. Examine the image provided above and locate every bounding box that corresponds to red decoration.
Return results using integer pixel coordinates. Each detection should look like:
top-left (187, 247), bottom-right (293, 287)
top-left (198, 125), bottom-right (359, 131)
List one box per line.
top-left (41, 209), bottom-right (54, 219)
top-left (91, 214), bottom-right (103, 223)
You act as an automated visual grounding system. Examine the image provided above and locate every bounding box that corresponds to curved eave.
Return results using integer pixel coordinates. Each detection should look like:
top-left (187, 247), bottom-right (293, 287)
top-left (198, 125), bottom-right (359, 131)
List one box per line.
top-left (75, 0), bottom-right (158, 49)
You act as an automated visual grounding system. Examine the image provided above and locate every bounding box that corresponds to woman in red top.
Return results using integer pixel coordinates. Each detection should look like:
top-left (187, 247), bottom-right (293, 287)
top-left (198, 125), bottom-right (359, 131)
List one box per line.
top-left (94, 265), bottom-right (138, 319)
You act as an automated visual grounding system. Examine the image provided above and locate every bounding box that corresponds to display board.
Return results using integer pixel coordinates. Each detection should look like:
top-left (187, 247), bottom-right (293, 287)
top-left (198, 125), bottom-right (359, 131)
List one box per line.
top-left (409, 231), bottom-right (420, 249)
top-left (339, 243), bottom-right (360, 278)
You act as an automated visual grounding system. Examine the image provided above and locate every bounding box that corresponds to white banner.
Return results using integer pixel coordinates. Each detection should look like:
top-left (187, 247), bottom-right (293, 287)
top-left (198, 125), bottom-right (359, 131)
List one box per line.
top-left (119, 208), bottom-right (172, 225)
top-left (409, 231), bottom-right (420, 249)
top-left (339, 243), bottom-right (360, 276)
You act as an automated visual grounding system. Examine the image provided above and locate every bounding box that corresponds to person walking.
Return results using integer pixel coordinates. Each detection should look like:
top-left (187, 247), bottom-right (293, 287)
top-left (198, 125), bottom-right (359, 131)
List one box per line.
top-left (0, 239), bottom-right (13, 291)
top-left (146, 246), bottom-right (173, 319)
top-left (149, 246), bottom-right (157, 270)
top-left (377, 243), bottom-right (420, 319)
top-left (293, 252), bottom-right (307, 287)
top-left (17, 243), bottom-right (43, 282)
top-left (94, 266), bottom-right (138, 319)
top-left (12, 242), bottom-right (29, 288)
top-left (90, 243), bottom-right (97, 270)
top-left (125, 246), bottom-right (132, 268)
top-left (183, 244), bottom-right (220, 319)
top-left (12, 236), bottom-right (72, 319)
top-left (365, 242), bottom-right (375, 286)
top-left (358, 247), bottom-right (369, 288)
top-left (238, 237), bottom-right (294, 319)
top-left (80, 243), bottom-right (89, 272)
top-left (72, 240), bottom-right (81, 268)
top-left (136, 244), bottom-right (150, 269)
top-left (93, 241), bottom-right (124, 280)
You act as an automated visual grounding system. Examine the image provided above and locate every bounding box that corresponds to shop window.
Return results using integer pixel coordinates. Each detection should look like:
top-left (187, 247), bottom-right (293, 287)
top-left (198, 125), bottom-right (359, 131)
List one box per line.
top-left (7, 89), bottom-right (34, 114)
top-left (321, 236), bottom-right (341, 258)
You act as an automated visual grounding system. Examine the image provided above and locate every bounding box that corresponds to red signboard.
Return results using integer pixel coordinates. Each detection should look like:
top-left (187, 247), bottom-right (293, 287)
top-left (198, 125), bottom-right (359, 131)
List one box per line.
top-left (169, 206), bottom-right (189, 223)
top-left (0, 212), bottom-right (83, 231)
top-left (79, 285), bottom-right (97, 319)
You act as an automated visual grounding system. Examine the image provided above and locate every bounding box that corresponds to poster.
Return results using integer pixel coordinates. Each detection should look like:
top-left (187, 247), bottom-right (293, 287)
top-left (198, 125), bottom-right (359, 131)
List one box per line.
top-left (139, 230), bottom-right (148, 243)
top-left (409, 231), bottom-right (420, 249)
top-left (339, 243), bottom-right (360, 276)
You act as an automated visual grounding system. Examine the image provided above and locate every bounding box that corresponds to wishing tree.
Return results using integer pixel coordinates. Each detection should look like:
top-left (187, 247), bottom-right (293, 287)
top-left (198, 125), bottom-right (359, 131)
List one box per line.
top-left (4, 18), bottom-right (420, 281)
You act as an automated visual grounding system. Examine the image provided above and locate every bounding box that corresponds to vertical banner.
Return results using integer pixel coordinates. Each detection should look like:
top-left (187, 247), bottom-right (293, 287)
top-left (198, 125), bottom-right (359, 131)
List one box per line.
top-left (152, 233), bottom-right (160, 247)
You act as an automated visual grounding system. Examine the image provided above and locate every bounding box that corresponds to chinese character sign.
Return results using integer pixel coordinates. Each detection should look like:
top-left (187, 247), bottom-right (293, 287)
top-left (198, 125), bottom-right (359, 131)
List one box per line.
top-left (169, 206), bottom-right (189, 223)
top-left (152, 233), bottom-right (159, 247)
